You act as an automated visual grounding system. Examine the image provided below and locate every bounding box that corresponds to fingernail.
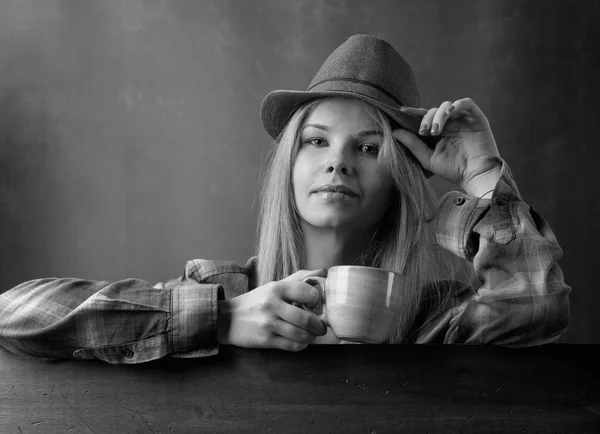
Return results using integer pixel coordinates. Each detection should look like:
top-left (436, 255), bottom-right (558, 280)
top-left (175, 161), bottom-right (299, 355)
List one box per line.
top-left (419, 123), bottom-right (428, 135)
top-left (431, 123), bottom-right (439, 135)
top-left (446, 105), bottom-right (455, 114)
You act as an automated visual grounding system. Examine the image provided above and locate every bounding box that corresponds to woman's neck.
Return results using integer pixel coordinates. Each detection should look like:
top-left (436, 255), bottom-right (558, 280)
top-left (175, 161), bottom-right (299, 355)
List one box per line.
top-left (302, 224), bottom-right (377, 270)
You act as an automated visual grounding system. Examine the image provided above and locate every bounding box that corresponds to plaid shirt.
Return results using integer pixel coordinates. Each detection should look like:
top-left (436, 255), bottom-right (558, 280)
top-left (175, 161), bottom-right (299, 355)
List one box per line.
top-left (0, 162), bottom-right (571, 364)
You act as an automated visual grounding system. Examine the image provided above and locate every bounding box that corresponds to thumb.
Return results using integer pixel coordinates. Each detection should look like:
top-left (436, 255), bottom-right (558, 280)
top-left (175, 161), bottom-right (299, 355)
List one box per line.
top-left (281, 268), bottom-right (328, 282)
top-left (393, 128), bottom-right (433, 171)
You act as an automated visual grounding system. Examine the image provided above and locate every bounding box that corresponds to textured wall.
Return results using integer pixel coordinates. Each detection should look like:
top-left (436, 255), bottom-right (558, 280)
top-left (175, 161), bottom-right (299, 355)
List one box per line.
top-left (0, 0), bottom-right (598, 342)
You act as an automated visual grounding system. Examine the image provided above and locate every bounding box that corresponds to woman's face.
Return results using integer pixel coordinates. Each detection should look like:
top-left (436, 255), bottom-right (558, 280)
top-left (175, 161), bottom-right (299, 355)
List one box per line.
top-left (292, 97), bottom-right (394, 232)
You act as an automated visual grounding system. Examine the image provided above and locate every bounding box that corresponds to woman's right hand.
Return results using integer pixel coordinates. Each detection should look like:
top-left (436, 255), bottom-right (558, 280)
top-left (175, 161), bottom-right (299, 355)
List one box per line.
top-left (217, 269), bottom-right (328, 351)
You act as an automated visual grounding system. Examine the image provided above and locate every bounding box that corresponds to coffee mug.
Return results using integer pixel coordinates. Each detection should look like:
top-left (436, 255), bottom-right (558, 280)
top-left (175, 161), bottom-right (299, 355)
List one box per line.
top-left (302, 265), bottom-right (403, 343)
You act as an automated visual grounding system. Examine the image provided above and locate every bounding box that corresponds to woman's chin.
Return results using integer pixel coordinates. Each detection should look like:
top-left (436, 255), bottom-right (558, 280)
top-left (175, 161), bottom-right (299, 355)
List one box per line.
top-left (303, 216), bottom-right (364, 232)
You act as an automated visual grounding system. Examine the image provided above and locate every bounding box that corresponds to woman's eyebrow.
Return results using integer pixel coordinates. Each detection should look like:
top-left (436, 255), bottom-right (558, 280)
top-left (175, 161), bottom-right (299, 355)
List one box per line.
top-left (302, 124), bottom-right (382, 137)
top-left (302, 123), bottom-right (330, 131)
top-left (355, 129), bottom-right (383, 137)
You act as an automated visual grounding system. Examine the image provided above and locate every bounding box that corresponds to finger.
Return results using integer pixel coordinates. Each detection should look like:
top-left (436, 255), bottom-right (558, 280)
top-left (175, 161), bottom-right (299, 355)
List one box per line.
top-left (281, 268), bottom-right (328, 282)
top-left (392, 128), bottom-right (433, 171)
top-left (278, 301), bottom-right (327, 336)
top-left (399, 107), bottom-right (429, 117)
top-left (270, 335), bottom-right (308, 352)
top-left (272, 318), bottom-right (319, 344)
top-left (445, 97), bottom-right (485, 121)
top-left (418, 108), bottom-right (438, 136)
top-left (430, 101), bottom-right (454, 136)
top-left (279, 281), bottom-right (321, 308)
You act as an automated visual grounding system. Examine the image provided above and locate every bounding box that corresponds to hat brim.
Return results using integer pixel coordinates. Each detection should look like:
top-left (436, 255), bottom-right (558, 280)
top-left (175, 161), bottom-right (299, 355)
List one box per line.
top-left (261, 89), bottom-right (439, 178)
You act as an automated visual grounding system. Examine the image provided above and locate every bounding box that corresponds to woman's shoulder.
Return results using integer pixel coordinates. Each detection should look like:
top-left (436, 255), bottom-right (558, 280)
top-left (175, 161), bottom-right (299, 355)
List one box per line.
top-left (423, 279), bottom-right (475, 300)
top-left (423, 279), bottom-right (476, 313)
top-left (415, 279), bottom-right (475, 322)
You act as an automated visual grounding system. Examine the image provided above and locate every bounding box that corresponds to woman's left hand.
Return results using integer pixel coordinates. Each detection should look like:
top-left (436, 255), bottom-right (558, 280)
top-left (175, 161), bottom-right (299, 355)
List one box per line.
top-left (394, 98), bottom-right (502, 196)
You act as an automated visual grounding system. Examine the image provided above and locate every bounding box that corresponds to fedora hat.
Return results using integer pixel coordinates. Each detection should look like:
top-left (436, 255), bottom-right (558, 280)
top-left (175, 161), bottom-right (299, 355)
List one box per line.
top-left (260, 34), bottom-right (440, 176)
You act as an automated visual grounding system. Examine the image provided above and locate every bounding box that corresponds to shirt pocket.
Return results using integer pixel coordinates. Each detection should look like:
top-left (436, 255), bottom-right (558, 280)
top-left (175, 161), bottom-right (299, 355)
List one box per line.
top-left (72, 334), bottom-right (168, 364)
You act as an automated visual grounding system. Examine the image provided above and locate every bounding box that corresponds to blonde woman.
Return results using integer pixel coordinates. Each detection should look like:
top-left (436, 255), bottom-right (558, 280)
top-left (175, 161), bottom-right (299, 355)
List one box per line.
top-left (0, 35), bottom-right (570, 364)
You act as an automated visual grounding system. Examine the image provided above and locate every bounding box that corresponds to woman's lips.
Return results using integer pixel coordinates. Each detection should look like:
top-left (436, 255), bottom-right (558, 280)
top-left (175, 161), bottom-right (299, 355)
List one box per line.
top-left (314, 191), bottom-right (358, 202)
top-left (313, 184), bottom-right (360, 198)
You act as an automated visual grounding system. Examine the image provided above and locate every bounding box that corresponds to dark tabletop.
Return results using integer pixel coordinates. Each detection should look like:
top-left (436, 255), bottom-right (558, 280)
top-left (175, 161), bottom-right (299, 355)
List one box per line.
top-left (1, 344), bottom-right (599, 433)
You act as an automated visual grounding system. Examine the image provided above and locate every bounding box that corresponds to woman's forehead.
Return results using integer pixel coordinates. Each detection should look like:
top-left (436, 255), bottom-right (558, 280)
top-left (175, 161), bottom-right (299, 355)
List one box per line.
top-left (303, 97), bottom-right (380, 131)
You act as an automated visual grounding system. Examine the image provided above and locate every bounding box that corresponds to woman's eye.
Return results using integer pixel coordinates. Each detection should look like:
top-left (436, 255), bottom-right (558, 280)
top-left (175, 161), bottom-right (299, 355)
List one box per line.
top-left (358, 143), bottom-right (379, 156)
top-left (305, 138), bottom-right (326, 147)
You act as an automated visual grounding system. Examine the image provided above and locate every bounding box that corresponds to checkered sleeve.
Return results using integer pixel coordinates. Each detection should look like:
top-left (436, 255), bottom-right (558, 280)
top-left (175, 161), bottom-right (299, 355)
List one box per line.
top-left (0, 269), bottom-right (223, 363)
top-left (432, 161), bottom-right (571, 346)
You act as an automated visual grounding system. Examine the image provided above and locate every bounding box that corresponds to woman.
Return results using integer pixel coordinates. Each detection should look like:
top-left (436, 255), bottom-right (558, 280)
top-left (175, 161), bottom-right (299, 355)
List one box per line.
top-left (0, 34), bottom-right (570, 364)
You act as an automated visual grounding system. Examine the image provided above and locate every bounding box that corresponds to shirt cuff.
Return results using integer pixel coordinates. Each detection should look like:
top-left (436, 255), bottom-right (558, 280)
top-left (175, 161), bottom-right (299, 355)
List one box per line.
top-left (434, 160), bottom-right (525, 261)
top-left (168, 280), bottom-right (224, 358)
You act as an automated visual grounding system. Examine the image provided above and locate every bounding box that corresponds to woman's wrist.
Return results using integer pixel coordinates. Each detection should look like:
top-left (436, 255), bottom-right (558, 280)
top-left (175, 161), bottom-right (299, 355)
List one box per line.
top-left (217, 300), bottom-right (232, 345)
top-left (477, 189), bottom-right (495, 199)
top-left (461, 166), bottom-right (502, 198)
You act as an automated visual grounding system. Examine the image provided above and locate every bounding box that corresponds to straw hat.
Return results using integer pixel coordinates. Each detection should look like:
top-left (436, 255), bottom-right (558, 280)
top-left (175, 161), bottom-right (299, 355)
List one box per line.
top-left (260, 34), bottom-right (440, 177)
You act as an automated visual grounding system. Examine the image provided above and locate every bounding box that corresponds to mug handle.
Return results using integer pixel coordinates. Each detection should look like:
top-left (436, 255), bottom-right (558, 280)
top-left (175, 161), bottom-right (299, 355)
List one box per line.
top-left (301, 276), bottom-right (329, 327)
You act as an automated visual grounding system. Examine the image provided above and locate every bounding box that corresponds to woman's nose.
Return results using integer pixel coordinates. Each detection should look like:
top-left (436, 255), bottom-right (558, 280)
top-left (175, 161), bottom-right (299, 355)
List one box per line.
top-left (326, 162), bottom-right (349, 175)
top-left (325, 146), bottom-right (354, 176)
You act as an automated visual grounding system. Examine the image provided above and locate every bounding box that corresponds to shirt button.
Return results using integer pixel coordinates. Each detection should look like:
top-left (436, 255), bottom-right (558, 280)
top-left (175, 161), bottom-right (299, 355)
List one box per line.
top-left (495, 198), bottom-right (507, 206)
top-left (124, 350), bottom-right (134, 359)
top-left (454, 197), bottom-right (465, 206)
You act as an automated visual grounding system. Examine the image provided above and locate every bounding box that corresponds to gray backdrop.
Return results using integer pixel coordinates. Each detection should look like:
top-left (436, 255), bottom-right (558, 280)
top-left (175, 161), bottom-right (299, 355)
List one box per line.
top-left (0, 0), bottom-right (598, 343)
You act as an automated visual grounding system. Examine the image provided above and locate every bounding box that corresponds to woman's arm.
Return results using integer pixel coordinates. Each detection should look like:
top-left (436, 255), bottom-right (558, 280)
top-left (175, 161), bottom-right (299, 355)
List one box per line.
top-left (396, 98), bottom-right (570, 346)
top-left (0, 262), bottom-right (223, 363)
top-left (433, 161), bottom-right (571, 346)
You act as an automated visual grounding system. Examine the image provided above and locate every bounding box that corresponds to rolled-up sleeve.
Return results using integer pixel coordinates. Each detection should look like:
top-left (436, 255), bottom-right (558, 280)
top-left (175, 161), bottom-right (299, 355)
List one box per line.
top-left (0, 263), bottom-right (224, 364)
top-left (421, 161), bottom-right (571, 347)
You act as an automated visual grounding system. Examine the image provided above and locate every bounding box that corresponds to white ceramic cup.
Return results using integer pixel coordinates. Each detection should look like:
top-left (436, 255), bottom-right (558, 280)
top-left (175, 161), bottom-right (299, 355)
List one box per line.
top-left (303, 265), bottom-right (403, 343)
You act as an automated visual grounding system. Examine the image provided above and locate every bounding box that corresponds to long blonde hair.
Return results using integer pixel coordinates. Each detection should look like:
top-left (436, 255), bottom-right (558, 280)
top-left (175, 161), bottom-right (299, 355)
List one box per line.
top-left (256, 97), bottom-right (467, 342)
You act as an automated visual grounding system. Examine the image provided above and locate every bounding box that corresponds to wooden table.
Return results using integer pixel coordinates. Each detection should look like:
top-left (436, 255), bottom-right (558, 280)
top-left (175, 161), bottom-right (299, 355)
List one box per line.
top-left (1, 344), bottom-right (598, 433)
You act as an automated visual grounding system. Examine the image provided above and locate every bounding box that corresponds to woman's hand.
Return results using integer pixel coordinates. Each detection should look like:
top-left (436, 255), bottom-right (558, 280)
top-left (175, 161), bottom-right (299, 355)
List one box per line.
top-left (394, 98), bottom-right (503, 196)
top-left (217, 269), bottom-right (328, 351)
